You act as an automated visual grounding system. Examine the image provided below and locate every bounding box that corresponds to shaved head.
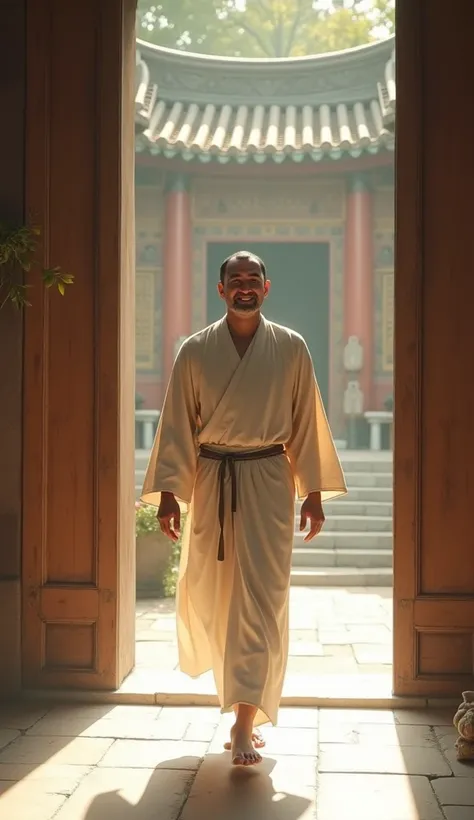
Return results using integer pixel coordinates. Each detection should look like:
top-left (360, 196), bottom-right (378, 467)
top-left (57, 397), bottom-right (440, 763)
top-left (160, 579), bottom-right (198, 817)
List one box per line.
top-left (220, 251), bottom-right (267, 283)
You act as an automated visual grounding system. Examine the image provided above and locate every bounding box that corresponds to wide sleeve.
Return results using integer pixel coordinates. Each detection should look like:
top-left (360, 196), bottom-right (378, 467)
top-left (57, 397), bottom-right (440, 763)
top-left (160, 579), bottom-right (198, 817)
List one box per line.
top-left (140, 342), bottom-right (198, 508)
top-left (286, 338), bottom-right (347, 502)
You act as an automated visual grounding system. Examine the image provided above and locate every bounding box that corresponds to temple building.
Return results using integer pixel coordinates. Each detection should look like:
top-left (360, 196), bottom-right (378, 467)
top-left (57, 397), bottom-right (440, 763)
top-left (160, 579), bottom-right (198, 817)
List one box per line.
top-left (134, 36), bottom-right (396, 440)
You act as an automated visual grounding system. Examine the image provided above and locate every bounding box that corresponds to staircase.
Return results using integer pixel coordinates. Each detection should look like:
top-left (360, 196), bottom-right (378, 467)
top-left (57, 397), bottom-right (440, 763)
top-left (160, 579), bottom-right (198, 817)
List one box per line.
top-left (135, 449), bottom-right (393, 588)
top-left (292, 451), bottom-right (393, 586)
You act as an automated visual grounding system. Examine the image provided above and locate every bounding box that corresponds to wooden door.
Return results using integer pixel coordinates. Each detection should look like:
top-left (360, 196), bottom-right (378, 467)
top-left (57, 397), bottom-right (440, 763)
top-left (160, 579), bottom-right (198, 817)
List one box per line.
top-left (21, 0), bottom-right (136, 689)
top-left (394, 0), bottom-right (474, 695)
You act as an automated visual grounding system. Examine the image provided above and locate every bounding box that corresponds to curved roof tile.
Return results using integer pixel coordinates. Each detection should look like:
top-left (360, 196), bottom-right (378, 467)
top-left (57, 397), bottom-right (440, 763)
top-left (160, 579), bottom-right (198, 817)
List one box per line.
top-left (135, 37), bottom-right (396, 163)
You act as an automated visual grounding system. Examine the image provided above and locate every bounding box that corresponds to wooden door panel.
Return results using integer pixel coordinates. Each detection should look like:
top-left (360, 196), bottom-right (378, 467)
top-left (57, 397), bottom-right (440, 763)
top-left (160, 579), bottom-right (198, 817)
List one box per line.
top-left (394, 0), bottom-right (474, 695)
top-left (22, 0), bottom-right (136, 689)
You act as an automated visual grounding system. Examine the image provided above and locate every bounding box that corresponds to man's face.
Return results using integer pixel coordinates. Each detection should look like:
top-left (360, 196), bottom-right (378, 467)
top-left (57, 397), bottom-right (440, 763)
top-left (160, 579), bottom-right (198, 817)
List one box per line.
top-left (218, 257), bottom-right (270, 315)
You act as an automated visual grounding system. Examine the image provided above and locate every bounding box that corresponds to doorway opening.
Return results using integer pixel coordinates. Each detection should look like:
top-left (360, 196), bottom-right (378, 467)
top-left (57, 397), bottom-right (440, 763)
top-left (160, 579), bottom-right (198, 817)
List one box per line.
top-left (132, 39), bottom-right (395, 698)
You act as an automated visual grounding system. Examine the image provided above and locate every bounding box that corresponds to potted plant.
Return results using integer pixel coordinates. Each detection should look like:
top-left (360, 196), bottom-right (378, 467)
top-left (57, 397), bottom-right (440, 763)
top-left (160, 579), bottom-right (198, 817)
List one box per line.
top-left (0, 223), bottom-right (73, 308)
top-left (135, 501), bottom-right (186, 599)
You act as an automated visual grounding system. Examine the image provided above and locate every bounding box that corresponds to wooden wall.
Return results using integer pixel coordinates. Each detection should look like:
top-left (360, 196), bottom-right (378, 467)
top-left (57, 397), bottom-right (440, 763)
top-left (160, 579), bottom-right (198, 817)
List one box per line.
top-left (0, 0), bottom-right (26, 696)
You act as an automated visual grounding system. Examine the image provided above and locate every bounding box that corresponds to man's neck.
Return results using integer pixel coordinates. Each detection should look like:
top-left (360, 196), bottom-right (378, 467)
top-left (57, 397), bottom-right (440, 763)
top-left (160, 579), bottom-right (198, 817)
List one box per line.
top-left (226, 310), bottom-right (261, 339)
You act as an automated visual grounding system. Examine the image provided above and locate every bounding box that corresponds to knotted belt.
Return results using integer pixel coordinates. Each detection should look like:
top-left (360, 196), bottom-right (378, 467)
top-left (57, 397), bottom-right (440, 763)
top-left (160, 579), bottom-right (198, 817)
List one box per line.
top-left (199, 444), bottom-right (285, 562)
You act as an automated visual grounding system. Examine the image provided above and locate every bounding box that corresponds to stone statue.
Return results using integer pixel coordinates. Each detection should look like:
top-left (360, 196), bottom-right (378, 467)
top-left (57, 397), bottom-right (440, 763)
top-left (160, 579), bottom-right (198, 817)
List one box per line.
top-left (343, 336), bottom-right (363, 372)
top-left (343, 380), bottom-right (364, 416)
top-left (453, 691), bottom-right (474, 761)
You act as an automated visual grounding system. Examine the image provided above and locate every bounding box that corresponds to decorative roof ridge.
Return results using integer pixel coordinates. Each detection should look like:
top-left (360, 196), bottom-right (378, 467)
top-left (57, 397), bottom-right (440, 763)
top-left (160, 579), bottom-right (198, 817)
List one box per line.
top-left (136, 35), bottom-right (394, 71)
top-left (136, 36), bottom-right (394, 107)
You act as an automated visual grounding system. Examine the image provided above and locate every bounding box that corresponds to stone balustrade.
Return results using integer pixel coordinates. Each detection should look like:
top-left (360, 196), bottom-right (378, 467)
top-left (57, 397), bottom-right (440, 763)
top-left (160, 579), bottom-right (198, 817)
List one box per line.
top-left (135, 409), bottom-right (160, 450)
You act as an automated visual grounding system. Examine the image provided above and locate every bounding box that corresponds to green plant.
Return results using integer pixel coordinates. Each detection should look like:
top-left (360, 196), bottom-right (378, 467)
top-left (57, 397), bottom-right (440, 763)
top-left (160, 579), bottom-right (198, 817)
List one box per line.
top-left (0, 223), bottom-right (74, 309)
top-left (135, 501), bottom-right (160, 536)
top-left (135, 501), bottom-right (186, 598)
top-left (162, 526), bottom-right (185, 598)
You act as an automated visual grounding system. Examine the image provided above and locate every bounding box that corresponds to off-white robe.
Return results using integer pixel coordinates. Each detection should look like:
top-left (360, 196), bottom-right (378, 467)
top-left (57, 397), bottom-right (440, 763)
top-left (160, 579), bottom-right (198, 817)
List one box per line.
top-left (141, 315), bottom-right (347, 726)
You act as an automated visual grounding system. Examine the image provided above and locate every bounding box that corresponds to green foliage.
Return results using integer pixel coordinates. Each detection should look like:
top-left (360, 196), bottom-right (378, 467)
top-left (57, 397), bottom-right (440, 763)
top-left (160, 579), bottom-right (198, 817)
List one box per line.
top-left (137, 0), bottom-right (395, 59)
top-left (0, 223), bottom-right (74, 309)
top-left (135, 501), bottom-right (161, 536)
top-left (162, 528), bottom-right (184, 598)
top-left (135, 502), bottom-right (186, 598)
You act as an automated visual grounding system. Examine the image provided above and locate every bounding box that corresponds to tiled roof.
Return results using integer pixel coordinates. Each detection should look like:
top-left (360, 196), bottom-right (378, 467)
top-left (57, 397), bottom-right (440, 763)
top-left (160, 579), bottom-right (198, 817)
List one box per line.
top-left (135, 39), bottom-right (395, 164)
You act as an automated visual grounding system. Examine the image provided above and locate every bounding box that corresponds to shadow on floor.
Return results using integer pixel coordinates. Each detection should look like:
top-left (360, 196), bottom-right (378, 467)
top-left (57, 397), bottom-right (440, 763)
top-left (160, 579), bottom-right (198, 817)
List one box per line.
top-left (83, 754), bottom-right (313, 820)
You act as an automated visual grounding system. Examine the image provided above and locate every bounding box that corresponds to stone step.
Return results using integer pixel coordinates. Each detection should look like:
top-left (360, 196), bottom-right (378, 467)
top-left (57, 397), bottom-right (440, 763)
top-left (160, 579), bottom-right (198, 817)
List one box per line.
top-left (342, 471), bottom-right (393, 488)
top-left (291, 547), bottom-right (393, 568)
top-left (293, 530), bottom-right (392, 550)
top-left (290, 566), bottom-right (393, 587)
top-left (323, 499), bottom-right (392, 517)
top-left (298, 515), bottom-right (392, 533)
top-left (337, 486), bottom-right (393, 503)
top-left (338, 459), bottom-right (393, 475)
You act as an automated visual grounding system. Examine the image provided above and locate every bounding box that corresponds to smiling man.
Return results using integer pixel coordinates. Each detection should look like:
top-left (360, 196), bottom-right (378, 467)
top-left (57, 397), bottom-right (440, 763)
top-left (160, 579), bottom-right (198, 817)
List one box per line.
top-left (141, 250), bottom-right (346, 766)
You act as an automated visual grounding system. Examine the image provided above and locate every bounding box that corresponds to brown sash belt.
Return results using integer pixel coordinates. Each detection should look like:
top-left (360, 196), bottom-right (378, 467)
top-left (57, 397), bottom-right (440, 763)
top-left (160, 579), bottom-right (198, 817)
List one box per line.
top-left (199, 444), bottom-right (285, 562)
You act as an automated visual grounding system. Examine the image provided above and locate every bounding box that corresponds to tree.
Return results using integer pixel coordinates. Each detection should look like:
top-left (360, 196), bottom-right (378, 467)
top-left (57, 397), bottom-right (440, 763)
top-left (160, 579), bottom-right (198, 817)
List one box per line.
top-left (136, 0), bottom-right (395, 59)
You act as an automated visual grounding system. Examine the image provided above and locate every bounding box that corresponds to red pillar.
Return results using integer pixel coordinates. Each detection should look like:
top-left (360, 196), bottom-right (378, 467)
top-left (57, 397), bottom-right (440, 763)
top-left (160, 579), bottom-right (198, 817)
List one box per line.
top-left (162, 173), bottom-right (192, 387)
top-left (344, 172), bottom-right (374, 409)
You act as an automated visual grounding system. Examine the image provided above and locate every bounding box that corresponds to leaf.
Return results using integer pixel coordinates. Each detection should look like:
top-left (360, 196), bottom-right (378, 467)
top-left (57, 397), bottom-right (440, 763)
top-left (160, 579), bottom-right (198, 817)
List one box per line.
top-left (137, 0), bottom-right (394, 57)
top-left (57, 281), bottom-right (65, 296)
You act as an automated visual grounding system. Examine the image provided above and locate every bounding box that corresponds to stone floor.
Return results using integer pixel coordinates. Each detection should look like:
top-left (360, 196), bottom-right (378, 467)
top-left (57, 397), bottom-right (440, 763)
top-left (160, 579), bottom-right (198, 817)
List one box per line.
top-left (0, 701), bottom-right (472, 819)
top-left (136, 586), bottom-right (393, 679)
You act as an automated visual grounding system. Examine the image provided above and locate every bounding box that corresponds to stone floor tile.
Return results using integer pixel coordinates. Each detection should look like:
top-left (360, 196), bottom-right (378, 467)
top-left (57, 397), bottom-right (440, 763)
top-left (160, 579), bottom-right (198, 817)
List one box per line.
top-left (288, 641), bottom-right (324, 657)
top-left (316, 773), bottom-right (444, 820)
top-left (443, 808), bottom-right (474, 820)
top-left (431, 777), bottom-right (474, 805)
top-left (0, 762), bottom-right (91, 794)
top-left (0, 704), bottom-right (49, 731)
top-left (433, 725), bottom-right (458, 752)
top-left (53, 766), bottom-right (195, 820)
top-left (179, 753), bottom-right (317, 820)
top-left (287, 656), bottom-right (358, 675)
top-left (319, 743), bottom-right (451, 776)
top-left (159, 706), bottom-right (222, 722)
top-left (441, 748), bottom-right (474, 778)
top-left (277, 709), bottom-right (319, 729)
top-left (319, 722), bottom-right (436, 747)
top-left (0, 735), bottom-right (114, 766)
top-left (258, 727), bottom-right (319, 757)
top-left (183, 722), bottom-right (219, 742)
top-left (322, 644), bottom-right (354, 658)
top-left (345, 625), bottom-right (392, 643)
top-left (395, 709), bottom-right (454, 725)
top-left (98, 739), bottom-right (208, 769)
top-left (356, 663), bottom-right (392, 674)
top-left (0, 729), bottom-right (20, 751)
top-left (0, 782), bottom-right (66, 819)
top-left (319, 709), bottom-right (397, 726)
top-left (353, 643), bottom-right (393, 664)
top-left (287, 630), bottom-right (319, 642)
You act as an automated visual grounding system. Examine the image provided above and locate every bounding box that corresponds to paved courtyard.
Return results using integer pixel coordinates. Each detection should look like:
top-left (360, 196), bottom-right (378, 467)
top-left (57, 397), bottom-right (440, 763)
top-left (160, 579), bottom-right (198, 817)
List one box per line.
top-left (136, 586), bottom-right (393, 681)
top-left (0, 701), bottom-right (472, 819)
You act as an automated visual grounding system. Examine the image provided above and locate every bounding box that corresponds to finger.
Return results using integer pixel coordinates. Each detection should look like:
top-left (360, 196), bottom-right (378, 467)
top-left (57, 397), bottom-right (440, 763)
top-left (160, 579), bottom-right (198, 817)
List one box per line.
top-left (299, 512), bottom-right (307, 532)
top-left (304, 518), bottom-right (323, 542)
top-left (159, 516), bottom-right (175, 541)
top-left (174, 509), bottom-right (181, 534)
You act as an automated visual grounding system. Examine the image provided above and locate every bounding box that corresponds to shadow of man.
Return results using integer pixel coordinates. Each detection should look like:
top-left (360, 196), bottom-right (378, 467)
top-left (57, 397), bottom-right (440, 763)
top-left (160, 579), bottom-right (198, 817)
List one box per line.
top-left (81, 753), bottom-right (313, 820)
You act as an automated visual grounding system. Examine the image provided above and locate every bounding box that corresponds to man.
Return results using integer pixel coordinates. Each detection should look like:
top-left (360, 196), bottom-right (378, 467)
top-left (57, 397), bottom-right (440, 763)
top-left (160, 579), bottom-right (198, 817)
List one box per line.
top-left (141, 251), bottom-right (346, 766)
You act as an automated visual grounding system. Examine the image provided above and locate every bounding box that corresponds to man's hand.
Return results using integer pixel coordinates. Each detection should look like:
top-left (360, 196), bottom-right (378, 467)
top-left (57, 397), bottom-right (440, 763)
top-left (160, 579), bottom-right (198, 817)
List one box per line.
top-left (299, 491), bottom-right (325, 542)
top-left (157, 492), bottom-right (181, 542)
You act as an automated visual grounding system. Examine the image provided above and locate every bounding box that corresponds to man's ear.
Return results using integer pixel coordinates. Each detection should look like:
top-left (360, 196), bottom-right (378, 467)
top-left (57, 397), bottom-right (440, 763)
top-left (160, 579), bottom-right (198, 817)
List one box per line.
top-left (217, 282), bottom-right (225, 300)
top-left (264, 279), bottom-right (271, 298)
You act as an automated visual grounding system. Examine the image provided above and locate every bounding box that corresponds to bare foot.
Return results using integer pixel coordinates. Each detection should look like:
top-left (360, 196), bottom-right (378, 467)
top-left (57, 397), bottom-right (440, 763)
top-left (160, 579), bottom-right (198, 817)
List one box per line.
top-left (230, 723), bottom-right (263, 766)
top-left (224, 727), bottom-right (265, 751)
